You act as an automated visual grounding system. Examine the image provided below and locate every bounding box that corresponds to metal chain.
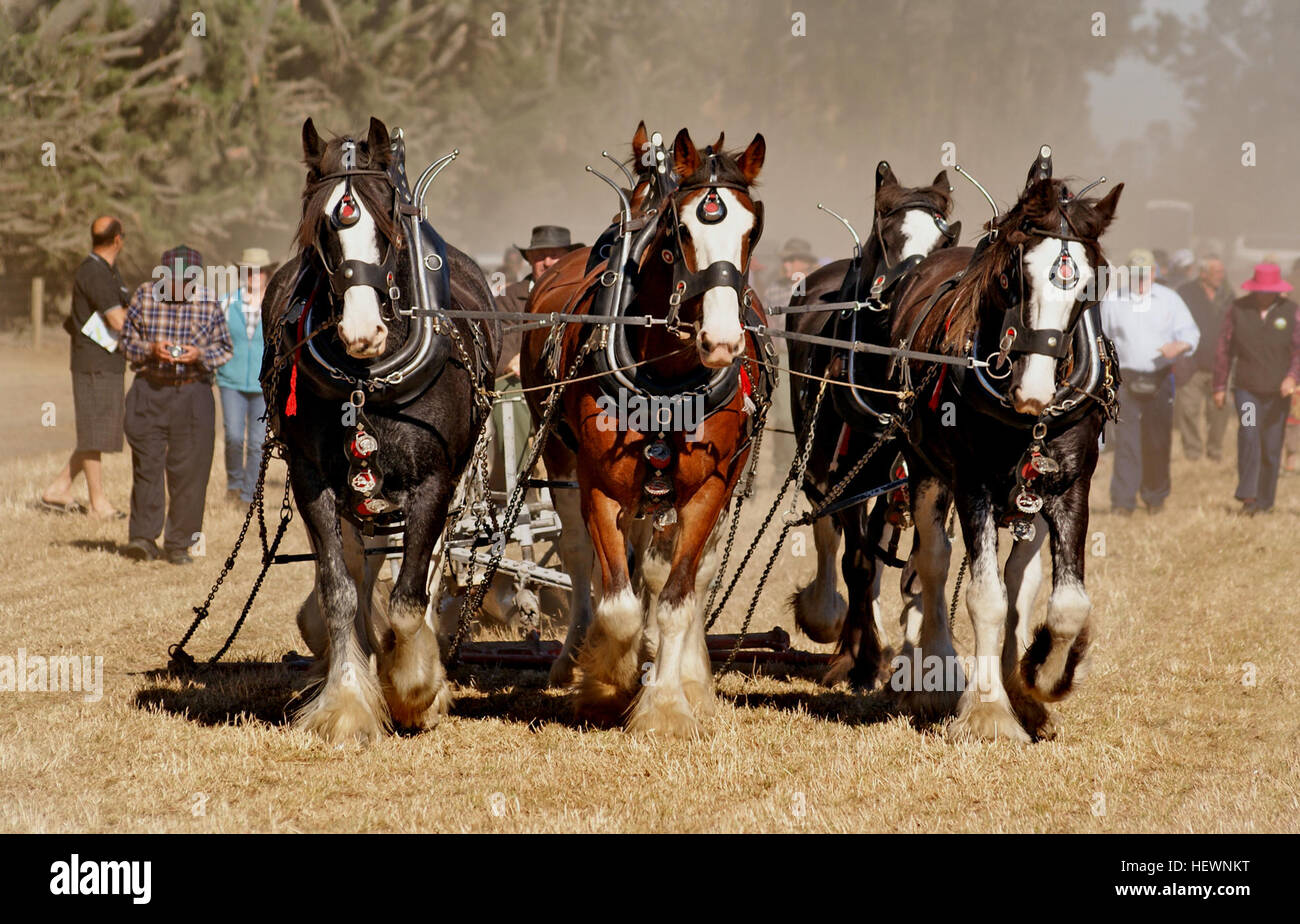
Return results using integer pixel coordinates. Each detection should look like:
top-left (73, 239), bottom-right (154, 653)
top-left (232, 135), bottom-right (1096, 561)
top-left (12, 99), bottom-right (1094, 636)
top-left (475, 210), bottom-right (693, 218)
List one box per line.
top-left (711, 361), bottom-right (939, 671)
top-left (700, 363), bottom-right (773, 626)
top-left (948, 554), bottom-right (967, 631)
top-left (445, 332), bottom-right (600, 666)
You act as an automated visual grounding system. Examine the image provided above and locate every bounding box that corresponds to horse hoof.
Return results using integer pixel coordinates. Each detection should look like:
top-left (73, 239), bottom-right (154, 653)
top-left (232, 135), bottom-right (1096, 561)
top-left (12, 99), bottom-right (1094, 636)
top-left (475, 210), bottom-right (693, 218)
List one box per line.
top-left (548, 655), bottom-right (577, 689)
top-left (945, 697), bottom-right (1031, 744)
top-left (682, 680), bottom-right (717, 717)
top-left (627, 689), bottom-right (701, 739)
top-left (890, 685), bottom-right (962, 719)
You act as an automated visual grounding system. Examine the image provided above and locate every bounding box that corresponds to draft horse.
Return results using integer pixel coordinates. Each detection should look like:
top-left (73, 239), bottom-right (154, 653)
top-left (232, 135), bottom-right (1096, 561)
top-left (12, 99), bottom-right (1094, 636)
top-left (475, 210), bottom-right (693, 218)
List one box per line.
top-left (887, 146), bottom-right (1122, 741)
top-left (784, 163), bottom-right (961, 687)
top-left (262, 117), bottom-right (499, 743)
top-left (521, 127), bottom-right (770, 736)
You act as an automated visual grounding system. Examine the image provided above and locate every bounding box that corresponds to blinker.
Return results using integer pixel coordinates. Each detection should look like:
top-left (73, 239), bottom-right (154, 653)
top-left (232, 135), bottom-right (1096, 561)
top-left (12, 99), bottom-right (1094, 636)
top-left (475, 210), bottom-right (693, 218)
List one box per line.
top-left (1049, 244), bottom-right (1078, 290)
top-left (698, 188), bottom-right (726, 224)
top-left (334, 193), bottom-right (360, 228)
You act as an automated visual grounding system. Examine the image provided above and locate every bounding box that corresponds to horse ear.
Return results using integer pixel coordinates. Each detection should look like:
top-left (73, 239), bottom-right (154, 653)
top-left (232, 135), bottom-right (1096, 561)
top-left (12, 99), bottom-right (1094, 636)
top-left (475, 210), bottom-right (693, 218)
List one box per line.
top-left (366, 117), bottom-right (391, 167)
top-left (710, 131), bottom-right (725, 152)
top-left (944, 220), bottom-right (962, 245)
top-left (876, 161), bottom-right (898, 191)
top-left (1092, 182), bottom-right (1124, 232)
top-left (632, 120), bottom-right (649, 166)
top-left (932, 169), bottom-right (950, 191)
top-left (302, 118), bottom-right (325, 168)
top-left (736, 133), bottom-right (765, 184)
top-left (673, 128), bottom-right (701, 178)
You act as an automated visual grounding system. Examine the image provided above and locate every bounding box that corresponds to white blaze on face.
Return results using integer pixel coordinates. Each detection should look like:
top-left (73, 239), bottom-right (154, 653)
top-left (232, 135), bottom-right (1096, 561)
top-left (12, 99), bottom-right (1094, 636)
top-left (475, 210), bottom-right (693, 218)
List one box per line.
top-left (1014, 237), bottom-right (1095, 411)
top-left (679, 188), bottom-right (752, 368)
top-left (326, 181), bottom-right (388, 358)
top-left (898, 209), bottom-right (944, 260)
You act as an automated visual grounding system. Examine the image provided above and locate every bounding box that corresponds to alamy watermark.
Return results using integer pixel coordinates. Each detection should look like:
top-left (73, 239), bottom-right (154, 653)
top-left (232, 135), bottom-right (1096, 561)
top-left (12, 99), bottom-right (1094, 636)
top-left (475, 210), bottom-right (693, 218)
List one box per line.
top-left (595, 390), bottom-right (706, 441)
top-left (0, 648), bottom-right (103, 703)
top-left (890, 648), bottom-right (1001, 702)
top-left (150, 261), bottom-right (260, 302)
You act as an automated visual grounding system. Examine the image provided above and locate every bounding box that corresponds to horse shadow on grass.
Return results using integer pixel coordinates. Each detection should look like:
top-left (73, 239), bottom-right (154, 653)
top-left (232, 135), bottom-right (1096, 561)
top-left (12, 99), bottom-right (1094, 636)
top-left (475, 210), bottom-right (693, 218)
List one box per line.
top-left (132, 657), bottom-right (932, 734)
top-left (134, 659), bottom-right (305, 728)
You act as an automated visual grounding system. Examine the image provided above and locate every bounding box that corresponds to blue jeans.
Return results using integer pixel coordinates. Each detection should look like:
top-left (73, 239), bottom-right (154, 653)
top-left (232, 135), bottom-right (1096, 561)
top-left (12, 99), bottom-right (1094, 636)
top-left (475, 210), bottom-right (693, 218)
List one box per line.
top-left (220, 388), bottom-right (266, 502)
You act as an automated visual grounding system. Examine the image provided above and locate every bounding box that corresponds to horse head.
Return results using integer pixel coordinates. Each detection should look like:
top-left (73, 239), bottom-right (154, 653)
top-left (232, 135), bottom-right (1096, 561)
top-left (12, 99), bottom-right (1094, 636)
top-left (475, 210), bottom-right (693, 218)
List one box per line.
top-left (872, 162), bottom-right (961, 264)
top-left (298, 116), bottom-right (406, 360)
top-left (984, 147), bottom-right (1123, 415)
top-left (662, 128), bottom-right (766, 369)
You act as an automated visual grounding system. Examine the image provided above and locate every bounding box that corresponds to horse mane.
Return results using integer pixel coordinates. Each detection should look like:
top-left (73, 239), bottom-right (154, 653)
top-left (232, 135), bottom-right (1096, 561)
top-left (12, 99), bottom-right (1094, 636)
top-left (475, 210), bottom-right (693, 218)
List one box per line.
top-left (910, 178), bottom-right (1110, 353)
top-left (294, 133), bottom-right (403, 255)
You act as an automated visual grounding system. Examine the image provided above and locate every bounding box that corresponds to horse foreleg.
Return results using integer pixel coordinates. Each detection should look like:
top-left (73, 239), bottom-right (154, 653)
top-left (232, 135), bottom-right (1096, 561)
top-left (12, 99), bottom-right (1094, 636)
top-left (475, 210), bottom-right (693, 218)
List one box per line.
top-left (892, 478), bottom-right (961, 718)
top-left (1002, 518), bottom-right (1055, 738)
top-left (947, 490), bottom-right (1030, 743)
top-left (792, 509), bottom-right (847, 645)
top-left (292, 470), bottom-right (388, 744)
top-left (825, 505), bottom-right (887, 689)
top-left (627, 487), bottom-right (726, 739)
top-left (1022, 480), bottom-right (1093, 705)
top-left (377, 479), bottom-right (453, 730)
top-left (574, 489), bottom-right (641, 724)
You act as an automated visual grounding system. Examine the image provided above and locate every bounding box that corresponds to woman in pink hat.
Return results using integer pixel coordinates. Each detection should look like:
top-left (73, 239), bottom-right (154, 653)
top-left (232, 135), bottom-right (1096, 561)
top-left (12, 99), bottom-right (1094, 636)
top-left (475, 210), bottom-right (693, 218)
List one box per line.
top-left (1212, 263), bottom-right (1300, 513)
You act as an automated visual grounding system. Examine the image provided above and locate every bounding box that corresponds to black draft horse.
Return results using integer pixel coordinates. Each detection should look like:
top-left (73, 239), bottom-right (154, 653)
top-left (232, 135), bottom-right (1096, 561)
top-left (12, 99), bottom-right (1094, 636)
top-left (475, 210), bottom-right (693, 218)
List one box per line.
top-left (262, 117), bottom-right (499, 744)
top-left (785, 164), bottom-right (960, 686)
top-left (887, 146), bottom-right (1122, 741)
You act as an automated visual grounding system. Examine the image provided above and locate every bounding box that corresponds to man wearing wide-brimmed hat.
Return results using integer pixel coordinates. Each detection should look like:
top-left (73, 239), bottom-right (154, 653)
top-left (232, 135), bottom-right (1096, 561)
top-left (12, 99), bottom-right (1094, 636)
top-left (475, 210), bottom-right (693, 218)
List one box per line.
top-left (491, 226), bottom-right (583, 489)
top-left (119, 245), bottom-right (232, 563)
top-left (218, 248), bottom-right (276, 506)
top-left (1212, 263), bottom-right (1300, 514)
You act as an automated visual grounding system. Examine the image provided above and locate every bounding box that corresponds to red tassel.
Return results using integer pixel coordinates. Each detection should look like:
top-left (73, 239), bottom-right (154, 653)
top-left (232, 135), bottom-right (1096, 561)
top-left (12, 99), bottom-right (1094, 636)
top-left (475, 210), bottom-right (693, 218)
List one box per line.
top-left (286, 363), bottom-right (299, 417)
top-left (285, 292), bottom-right (310, 418)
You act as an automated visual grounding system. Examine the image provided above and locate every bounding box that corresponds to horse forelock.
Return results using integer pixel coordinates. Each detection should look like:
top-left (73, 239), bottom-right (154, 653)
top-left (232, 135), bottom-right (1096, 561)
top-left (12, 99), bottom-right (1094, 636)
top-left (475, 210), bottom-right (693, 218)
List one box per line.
top-left (295, 135), bottom-right (402, 256)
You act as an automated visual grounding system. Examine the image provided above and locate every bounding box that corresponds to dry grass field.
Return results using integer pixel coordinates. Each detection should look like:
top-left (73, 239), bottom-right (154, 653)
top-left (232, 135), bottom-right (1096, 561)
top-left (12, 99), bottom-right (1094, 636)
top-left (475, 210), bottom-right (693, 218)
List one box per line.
top-left (1, 334), bottom-right (1297, 833)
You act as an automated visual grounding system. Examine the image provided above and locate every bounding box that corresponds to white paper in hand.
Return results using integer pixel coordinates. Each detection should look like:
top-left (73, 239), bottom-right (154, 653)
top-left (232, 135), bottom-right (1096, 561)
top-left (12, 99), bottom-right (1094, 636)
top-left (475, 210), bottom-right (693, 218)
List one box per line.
top-left (80, 311), bottom-right (120, 353)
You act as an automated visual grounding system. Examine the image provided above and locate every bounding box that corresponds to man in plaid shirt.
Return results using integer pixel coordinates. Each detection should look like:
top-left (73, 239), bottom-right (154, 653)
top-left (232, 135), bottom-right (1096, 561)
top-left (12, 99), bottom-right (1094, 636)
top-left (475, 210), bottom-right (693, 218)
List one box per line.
top-left (119, 245), bottom-right (232, 564)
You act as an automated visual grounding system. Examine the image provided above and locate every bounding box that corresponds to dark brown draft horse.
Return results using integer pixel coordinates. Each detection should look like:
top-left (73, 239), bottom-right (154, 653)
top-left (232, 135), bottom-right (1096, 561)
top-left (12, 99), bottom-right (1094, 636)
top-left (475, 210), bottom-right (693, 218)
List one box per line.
top-left (521, 128), bottom-right (769, 736)
top-left (784, 163), bottom-right (961, 687)
top-left (887, 146), bottom-right (1122, 741)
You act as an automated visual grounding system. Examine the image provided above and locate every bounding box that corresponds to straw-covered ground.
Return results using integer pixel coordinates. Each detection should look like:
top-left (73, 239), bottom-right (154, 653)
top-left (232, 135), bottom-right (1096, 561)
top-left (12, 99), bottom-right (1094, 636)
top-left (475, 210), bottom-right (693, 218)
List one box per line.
top-left (1, 336), bottom-right (1296, 832)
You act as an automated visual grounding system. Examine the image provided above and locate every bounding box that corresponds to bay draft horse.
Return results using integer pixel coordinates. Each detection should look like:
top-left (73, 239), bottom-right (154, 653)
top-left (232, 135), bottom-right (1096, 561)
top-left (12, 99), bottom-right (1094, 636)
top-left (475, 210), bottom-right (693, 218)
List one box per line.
top-left (521, 128), bottom-right (768, 737)
top-left (263, 117), bottom-right (499, 744)
top-left (887, 147), bottom-right (1122, 741)
top-left (785, 163), bottom-right (961, 688)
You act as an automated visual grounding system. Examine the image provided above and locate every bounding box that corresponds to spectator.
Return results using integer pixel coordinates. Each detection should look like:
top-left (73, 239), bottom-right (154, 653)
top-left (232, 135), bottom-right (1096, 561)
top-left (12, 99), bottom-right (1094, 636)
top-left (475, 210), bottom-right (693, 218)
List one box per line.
top-left (493, 226), bottom-right (583, 489)
top-left (1174, 254), bottom-right (1233, 461)
top-left (218, 248), bottom-right (273, 506)
top-left (119, 246), bottom-right (232, 563)
top-left (1152, 248), bottom-right (1171, 283)
top-left (1166, 248), bottom-right (1197, 289)
top-left (764, 237), bottom-right (819, 309)
top-left (1212, 263), bottom-right (1300, 514)
top-left (1100, 249), bottom-right (1199, 514)
top-left (40, 217), bottom-right (130, 519)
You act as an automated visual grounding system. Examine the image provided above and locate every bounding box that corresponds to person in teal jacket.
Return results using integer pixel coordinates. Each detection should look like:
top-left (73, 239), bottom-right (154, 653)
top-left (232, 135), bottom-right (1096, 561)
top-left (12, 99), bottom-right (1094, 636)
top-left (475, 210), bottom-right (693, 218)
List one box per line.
top-left (218, 249), bottom-right (273, 504)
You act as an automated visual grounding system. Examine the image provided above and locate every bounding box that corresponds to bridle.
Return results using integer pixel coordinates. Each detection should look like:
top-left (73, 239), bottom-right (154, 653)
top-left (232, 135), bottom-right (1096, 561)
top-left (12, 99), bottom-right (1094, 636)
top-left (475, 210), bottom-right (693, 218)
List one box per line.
top-left (309, 139), bottom-right (405, 318)
top-left (659, 147), bottom-right (764, 333)
top-left (984, 177), bottom-right (1108, 371)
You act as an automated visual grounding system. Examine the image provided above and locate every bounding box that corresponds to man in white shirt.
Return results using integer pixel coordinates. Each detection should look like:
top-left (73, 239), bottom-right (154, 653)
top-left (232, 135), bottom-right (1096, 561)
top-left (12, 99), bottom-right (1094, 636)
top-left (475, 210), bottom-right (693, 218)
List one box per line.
top-left (1099, 249), bottom-right (1200, 514)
